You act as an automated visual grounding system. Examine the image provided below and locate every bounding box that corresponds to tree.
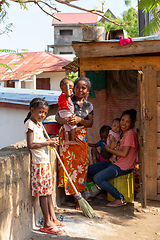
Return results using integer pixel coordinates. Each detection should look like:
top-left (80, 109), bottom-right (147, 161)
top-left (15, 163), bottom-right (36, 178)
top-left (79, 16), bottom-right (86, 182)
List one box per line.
top-left (139, 0), bottom-right (160, 35)
top-left (97, 7), bottom-right (139, 38)
top-left (0, 0), bottom-right (131, 27)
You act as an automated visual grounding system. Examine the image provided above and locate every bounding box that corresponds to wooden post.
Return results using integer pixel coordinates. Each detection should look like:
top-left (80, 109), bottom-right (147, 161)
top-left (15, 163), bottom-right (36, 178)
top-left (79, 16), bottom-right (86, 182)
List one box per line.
top-left (137, 71), bottom-right (147, 207)
top-left (142, 66), bottom-right (157, 198)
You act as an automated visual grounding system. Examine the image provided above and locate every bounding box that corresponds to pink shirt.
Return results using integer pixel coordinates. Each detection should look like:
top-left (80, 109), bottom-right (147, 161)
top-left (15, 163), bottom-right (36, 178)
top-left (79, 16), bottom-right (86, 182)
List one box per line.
top-left (114, 129), bottom-right (138, 171)
top-left (107, 130), bottom-right (120, 145)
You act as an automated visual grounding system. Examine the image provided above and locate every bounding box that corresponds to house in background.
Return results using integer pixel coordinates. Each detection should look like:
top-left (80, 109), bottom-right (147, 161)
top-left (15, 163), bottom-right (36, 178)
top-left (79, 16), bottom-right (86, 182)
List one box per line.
top-left (0, 51), bottom-right (69, 90)
top-left (0, 88), bottom-right (60, 149)
top-left (47, 13), bottom-right (98, 60)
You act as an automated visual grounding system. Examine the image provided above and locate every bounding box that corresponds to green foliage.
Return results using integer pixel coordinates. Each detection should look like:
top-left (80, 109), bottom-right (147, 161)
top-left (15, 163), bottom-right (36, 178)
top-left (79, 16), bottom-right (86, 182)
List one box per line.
top-left (124, 0), bottom-right (131, 6)
top-left (67, 72), bottom-right (78, 82)
top-left (142, 8), bottom-right (160, 35)
top-left (138, 0), bottom-right (160, 35)
top-left (97, 8), bottom-right (139, 38)
top-left (138, 0), bottom-right (160, 12)
top-left (0, 63), bottom-right (13, 71)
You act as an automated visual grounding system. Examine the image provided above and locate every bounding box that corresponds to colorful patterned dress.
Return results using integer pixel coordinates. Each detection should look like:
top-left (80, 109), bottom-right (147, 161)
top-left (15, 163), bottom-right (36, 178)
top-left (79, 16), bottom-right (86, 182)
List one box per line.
top-left (58, 126), bottom-right (89, 195)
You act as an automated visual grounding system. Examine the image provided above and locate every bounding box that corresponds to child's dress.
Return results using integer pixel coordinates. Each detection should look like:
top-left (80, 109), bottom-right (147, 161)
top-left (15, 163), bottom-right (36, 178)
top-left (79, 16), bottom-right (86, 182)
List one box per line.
top-left (107, 130), bottom-right (120, 145)
top-left (58, 93), bottom-right (77, 131)
top-left (24, 119), bottom-right (53, 196)
top-left (107, 130), bottom-right (120, 163)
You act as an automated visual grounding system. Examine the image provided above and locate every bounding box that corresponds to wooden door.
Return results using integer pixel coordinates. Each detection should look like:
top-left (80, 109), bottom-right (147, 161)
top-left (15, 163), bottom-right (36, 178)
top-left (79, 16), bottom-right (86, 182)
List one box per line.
top-left (36, 78), bottom-right (50, 90)
top-left (138, 66), bottom-right (157, 207)
top-left (7, 81), bottom-right (15, 88)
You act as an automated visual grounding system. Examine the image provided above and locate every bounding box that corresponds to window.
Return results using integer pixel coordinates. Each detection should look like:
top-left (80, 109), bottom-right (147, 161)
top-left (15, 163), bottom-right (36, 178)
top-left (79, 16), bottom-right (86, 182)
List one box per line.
top-left (60, 30), bottom-right (73, 36)
top-left (60, 52), bottom-right (73, 54)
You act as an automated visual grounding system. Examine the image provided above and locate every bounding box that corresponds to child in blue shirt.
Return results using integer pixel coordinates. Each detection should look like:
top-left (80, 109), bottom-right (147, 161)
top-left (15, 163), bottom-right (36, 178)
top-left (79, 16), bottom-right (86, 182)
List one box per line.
top-left (88, 125), bottom-right (112, 164)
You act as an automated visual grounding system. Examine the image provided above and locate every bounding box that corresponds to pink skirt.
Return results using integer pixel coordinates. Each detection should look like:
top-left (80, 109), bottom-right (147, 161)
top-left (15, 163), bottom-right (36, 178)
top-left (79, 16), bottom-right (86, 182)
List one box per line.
top-left (31, 162), bottom-right (53, 196)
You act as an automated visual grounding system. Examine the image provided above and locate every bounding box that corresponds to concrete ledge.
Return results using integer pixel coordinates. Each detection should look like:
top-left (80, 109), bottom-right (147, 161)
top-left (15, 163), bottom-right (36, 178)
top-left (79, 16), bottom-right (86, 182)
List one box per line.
top-left (0, 140), bottom-right (65, 240)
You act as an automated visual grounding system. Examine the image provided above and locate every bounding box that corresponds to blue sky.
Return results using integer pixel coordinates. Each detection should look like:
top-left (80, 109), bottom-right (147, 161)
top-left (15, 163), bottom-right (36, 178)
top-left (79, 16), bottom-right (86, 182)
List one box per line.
top-left (0, 0), bottom-right (138, 53)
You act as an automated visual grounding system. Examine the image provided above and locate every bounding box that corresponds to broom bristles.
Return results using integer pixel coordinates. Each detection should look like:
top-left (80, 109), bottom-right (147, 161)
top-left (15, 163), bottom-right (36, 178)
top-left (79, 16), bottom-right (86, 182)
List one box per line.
top-left (75, 193), bottom-right (95, 218)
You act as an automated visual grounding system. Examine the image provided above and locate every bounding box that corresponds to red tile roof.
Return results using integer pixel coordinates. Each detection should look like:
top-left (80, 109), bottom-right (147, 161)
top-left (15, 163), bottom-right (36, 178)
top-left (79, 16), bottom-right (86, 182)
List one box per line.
top-left (53, 13), bottom-right (98, 25)
top-left (0, 52), bottom-right (69, 81)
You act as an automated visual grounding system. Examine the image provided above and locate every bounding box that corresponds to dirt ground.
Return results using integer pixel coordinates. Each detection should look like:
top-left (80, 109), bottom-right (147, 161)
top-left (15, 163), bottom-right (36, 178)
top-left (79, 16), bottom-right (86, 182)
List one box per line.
top-left (29, 195), bottom-right (160, 240)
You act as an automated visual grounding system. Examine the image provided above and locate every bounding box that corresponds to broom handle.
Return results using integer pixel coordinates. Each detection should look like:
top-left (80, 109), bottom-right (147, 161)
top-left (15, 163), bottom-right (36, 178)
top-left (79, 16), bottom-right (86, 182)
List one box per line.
top-left (42, 124), bottom-right (79, 195)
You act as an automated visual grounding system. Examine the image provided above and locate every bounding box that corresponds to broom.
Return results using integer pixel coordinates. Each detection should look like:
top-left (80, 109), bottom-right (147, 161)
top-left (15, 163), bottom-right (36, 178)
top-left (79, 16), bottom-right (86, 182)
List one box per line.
top-left (42, 124), bottom-right (95, 218)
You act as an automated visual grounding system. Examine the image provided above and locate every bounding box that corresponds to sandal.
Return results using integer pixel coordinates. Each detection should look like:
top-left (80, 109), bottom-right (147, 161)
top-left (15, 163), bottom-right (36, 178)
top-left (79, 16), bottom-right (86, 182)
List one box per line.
top-left (106, 200), bottom-right (127, 207)
top-left (40, 227), bottom-right (63, 235)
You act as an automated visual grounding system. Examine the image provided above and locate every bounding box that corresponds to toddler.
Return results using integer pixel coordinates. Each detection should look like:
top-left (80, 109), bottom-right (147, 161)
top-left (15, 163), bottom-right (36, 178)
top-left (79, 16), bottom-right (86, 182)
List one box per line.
top-left (88, 125), bottom-right (112, 164)
top-left (58, 78), bottom-right (77, 144)
top-left (107, 118), bottom-right (120, 163)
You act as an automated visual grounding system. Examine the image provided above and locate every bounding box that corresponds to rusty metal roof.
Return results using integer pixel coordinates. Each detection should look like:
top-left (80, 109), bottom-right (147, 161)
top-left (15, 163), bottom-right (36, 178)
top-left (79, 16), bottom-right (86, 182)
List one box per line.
top-left (53, 13), bottom-right (98, 25)
top-left (0, 51), bottom-right (69, 81)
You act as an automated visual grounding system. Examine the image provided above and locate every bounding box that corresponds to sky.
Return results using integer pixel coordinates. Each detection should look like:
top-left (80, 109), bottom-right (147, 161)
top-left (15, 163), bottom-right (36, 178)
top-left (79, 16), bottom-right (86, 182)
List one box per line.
top-left (0, 0), bottom-right (138, 53)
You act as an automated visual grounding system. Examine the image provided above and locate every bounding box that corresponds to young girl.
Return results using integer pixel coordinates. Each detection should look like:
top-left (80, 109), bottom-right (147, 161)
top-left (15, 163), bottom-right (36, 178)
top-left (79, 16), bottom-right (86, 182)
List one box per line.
top-left (24, 98), bottom-right (64, 235)
top-left (88, 125), bottom-right (112, 164)
top-left (88, 109), bottom-right (138, 207)
top-left (107, 118), bottom-right (120, 163)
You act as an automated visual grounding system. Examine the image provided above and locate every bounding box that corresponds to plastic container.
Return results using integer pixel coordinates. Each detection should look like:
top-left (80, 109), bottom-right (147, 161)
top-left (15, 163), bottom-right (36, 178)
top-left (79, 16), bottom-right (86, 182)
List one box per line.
top-left (43, 122), bottom-right (61, 135)
top-left (107, 172), bottom-right (134, 203)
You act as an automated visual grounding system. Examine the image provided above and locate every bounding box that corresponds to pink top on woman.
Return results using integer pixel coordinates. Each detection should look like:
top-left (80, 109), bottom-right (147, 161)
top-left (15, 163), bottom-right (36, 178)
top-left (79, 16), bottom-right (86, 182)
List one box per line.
top-left (114, 129), bottom-right (138, 171)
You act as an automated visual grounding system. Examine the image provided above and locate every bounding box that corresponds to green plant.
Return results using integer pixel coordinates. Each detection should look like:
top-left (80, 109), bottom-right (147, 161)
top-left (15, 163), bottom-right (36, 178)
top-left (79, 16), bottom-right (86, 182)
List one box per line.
top-left (67, 72), bottom-right (78, 82)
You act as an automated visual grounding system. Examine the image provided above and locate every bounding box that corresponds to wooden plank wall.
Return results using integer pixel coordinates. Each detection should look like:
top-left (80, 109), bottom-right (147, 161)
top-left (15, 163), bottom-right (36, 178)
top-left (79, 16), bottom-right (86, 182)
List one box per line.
top-left (157, 71), bottom-right (160, 193)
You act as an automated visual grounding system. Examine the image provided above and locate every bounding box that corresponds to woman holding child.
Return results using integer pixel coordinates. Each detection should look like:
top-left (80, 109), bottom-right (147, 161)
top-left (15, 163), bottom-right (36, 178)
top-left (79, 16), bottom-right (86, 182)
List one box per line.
top-left (88, 109), bottom-right (138, 207)
top-left (56, 77), bottom-right (93, 209)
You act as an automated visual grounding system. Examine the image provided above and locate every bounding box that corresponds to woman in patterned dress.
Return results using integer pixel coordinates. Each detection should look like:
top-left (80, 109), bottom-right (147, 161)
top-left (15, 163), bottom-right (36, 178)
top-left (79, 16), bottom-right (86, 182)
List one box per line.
top-left (56, 77), bottom-right (93, 209)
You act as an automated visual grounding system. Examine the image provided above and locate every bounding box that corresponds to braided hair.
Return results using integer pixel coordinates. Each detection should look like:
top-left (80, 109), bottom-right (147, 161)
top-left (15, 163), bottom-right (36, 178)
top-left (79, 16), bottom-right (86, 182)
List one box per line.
top-left (24, 98), bottom-right (49, 123)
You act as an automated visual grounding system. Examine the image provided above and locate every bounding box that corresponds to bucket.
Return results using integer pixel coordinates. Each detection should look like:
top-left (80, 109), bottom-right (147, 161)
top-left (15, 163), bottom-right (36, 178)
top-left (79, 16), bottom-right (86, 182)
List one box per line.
top-left (43, 122), bottom-right (61, 135)
top-left (107, 172), bottom-right (134, 203)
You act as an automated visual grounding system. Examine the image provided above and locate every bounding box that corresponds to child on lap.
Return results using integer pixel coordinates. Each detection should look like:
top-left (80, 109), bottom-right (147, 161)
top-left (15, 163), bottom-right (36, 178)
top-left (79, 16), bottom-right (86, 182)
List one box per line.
top-left (107, 118), bottom-right (120, 163)
top-left (88, 125), bottom-right (112, 164)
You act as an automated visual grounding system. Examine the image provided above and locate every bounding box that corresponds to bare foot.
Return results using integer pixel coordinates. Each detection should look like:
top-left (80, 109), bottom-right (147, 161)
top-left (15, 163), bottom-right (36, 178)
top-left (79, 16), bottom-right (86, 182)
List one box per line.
top-left (75, 201), bottom-right (81, 210)
top-left (53, 219), bottom-right (65, 227)
top-left (44, 221), bottom-right (59, 231)
top-left (73, 195), bottom-right (81, 210)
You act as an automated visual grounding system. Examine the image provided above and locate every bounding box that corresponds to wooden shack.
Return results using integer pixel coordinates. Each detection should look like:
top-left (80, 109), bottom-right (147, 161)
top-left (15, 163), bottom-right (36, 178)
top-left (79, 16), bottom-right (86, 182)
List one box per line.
top-left (72, 39), bottom-right (160, 206)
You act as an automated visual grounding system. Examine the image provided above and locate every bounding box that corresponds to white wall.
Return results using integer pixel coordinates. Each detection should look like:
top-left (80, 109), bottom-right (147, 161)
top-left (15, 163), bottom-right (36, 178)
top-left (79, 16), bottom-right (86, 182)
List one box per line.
top-left (39, 72), bottom-right (66, 91)
top-left (0, 82), bottom-right (4, 87)
top-left (0, 107), bottom-right (28, 149)
top-left (0, 106), bottom-right (58, 149)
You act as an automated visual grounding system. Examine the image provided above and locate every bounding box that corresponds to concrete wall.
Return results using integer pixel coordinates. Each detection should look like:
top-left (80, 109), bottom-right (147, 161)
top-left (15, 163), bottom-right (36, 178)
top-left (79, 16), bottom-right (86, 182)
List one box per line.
top-left (0, 140), bottom-right (65, 240)
top-left (0, 107), bottom-right (27, 149)
top-left (54, 26), bottom-right (82, 55)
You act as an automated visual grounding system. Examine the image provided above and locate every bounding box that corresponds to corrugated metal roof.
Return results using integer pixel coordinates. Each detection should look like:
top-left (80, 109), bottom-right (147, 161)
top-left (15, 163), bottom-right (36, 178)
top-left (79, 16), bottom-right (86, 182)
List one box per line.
top-left (53, 13), bottom-right (98, 25)
top-left (0, 87), bottom-right (61, 106)
top-left (0, 51), bottom-right (69, 81)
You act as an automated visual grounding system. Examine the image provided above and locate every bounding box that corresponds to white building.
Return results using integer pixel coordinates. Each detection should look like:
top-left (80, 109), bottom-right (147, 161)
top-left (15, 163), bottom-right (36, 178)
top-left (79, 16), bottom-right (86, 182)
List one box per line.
top-left (0, 51), bottom-right (69, 90)
top-left (0, 88), bottom-right (60, 149)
